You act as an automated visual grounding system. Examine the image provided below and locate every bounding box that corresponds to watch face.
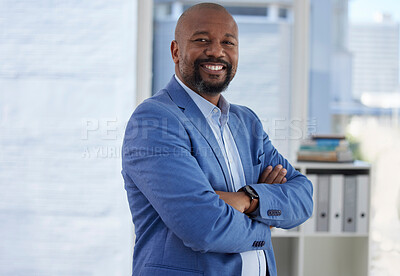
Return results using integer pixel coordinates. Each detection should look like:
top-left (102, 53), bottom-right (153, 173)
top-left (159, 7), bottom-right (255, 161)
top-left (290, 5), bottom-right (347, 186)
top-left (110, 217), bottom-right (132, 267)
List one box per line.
top-left (245, 186), bottom-right (259, 199)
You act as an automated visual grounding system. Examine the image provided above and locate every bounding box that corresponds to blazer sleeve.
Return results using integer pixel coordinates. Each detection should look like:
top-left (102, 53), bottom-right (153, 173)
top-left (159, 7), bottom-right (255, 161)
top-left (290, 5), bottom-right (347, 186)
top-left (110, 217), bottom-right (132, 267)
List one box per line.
top-left (245, 109), bottom-right (314, 229)
top-left (122, 100), bottom-right (271, 254)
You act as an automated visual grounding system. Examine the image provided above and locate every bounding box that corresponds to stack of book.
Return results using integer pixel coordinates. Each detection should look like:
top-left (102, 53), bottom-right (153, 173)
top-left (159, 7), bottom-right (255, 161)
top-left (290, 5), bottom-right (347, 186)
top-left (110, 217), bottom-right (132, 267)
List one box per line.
top-left (297, 134), bottom-right (354, 162)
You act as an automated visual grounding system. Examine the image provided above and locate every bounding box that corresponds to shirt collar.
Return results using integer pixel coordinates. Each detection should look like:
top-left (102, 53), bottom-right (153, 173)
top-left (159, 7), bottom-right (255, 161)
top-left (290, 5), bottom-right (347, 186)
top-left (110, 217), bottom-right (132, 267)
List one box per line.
top-left (174, 75), bottom-right (230, 125)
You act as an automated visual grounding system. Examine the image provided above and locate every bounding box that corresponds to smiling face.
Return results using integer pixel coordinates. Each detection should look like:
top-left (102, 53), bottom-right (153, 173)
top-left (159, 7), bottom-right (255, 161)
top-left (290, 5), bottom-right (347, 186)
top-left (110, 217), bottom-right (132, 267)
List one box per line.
top-left (171, 6), bottom-right (238, 97)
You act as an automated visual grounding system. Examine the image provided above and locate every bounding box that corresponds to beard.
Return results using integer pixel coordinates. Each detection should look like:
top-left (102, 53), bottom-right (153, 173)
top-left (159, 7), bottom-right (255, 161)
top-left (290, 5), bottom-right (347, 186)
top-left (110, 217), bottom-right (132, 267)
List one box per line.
top-left (180, 58), bottom-right (233, 96)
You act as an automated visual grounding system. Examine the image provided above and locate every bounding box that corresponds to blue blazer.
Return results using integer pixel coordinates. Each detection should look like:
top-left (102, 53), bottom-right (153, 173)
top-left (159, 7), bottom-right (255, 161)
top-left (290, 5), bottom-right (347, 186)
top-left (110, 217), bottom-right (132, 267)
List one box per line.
top-left (122, 77), bottom-right (313, 276)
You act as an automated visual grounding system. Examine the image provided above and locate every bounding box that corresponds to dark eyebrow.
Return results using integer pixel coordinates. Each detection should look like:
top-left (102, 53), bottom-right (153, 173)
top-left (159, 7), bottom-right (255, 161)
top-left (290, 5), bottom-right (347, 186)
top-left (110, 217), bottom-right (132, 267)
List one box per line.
top-left (191, 31), bottom-right (237, 41)
top-left (225, 33), bottom-right (237, 40)
top-left (191, 31), bottom-right (210, 37)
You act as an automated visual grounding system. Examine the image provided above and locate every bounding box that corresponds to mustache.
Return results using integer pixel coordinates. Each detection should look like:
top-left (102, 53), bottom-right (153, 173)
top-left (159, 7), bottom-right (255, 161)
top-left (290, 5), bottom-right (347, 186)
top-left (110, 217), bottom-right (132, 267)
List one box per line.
top-left (194, 58), bottom-right (232, 69)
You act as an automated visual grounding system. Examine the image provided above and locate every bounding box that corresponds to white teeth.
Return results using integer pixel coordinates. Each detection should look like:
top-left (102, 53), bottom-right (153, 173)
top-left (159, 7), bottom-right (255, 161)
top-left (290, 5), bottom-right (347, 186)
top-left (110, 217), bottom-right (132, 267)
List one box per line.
top-left (204, 65), bottom-right (223, 71)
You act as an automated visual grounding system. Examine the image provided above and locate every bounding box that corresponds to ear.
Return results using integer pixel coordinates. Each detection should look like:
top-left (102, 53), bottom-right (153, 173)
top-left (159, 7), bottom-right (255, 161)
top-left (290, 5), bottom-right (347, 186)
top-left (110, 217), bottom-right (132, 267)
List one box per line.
top-left (171, 40), bottom-right (180, 64)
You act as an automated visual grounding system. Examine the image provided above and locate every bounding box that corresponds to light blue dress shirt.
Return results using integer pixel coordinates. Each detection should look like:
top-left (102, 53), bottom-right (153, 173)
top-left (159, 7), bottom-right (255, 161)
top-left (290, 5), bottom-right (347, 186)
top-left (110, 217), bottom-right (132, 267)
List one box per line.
top-left (175, 75), bottom-right (267, 276)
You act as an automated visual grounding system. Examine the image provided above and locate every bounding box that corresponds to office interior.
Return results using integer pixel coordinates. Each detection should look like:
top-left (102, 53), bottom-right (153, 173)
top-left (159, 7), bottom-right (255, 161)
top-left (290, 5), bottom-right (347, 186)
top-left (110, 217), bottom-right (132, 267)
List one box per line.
top-left (1, 0), bottom-right (399, 275)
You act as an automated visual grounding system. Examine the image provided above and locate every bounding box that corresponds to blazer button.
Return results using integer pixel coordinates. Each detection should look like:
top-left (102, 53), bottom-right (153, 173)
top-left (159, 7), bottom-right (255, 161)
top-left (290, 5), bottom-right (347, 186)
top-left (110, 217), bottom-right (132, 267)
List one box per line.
top-left (267, 210), bottom-right (282, 216)
top-left (253, 241), bottom-right (263, 247)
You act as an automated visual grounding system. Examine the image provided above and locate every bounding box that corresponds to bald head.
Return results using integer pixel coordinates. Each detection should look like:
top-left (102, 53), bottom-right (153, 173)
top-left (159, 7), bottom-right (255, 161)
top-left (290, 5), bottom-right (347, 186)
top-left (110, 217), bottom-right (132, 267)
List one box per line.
top-left (170, 3), bottom-right (239, 100)
top-left (175, 3), bottom-right (237, 42)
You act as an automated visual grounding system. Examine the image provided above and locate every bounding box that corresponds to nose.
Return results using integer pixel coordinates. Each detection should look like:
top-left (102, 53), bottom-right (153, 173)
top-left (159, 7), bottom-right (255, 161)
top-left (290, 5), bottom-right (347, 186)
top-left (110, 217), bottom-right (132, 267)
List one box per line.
top-left (205, 41), bottom-right (225, 58)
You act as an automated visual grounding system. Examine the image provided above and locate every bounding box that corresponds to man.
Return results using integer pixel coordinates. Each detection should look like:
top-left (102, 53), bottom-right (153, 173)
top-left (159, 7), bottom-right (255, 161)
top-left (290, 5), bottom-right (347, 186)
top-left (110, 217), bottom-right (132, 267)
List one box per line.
top-left (122, 3), bottom-right (313, 276)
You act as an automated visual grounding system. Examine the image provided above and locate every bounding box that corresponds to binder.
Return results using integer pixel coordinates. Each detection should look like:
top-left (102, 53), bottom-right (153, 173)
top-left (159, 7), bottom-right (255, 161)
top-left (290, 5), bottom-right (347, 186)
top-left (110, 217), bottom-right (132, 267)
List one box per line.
top-left (329, 174), bottom-right (344, 233)
top-left (356, 175), bottom-right (369, 234)
top-left (316, 175), bottom-right (330, 232)
top-left (343, 175), bottom-right (357, 232)
top-left (302, 174), bottom-right (318, 233)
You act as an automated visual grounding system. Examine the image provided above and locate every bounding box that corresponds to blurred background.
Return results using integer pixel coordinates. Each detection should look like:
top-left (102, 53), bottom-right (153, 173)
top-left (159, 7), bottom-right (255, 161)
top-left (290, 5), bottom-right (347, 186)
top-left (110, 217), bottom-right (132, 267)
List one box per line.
top-left (1, 0), bottom-right (399, 275)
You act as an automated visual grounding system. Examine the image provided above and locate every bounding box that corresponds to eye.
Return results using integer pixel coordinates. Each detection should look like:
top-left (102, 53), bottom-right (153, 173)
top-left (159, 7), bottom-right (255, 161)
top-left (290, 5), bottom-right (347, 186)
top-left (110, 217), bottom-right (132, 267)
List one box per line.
top-left (223, 40), bottom-right (236, 46)
top-left (194, 38), bottom-right (208, 42)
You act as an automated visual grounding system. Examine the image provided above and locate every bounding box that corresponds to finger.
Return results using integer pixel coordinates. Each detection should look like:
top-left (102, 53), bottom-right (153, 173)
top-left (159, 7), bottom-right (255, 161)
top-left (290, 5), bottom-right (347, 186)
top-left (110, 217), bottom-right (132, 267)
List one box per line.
top-left (265, 165), bottom-right (282, 184)
top-left (273, 168), bottom-right (287, 184)
top-left (281, 177), bottom-right (287, 184)
top-left (258, 165), bottom-right (273, 183)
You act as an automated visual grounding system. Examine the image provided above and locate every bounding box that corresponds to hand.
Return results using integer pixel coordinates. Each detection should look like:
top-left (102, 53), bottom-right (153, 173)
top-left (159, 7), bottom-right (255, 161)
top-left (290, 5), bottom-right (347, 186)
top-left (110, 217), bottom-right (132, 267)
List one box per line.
top-left (258, 164), bottom-right (287, 184)
top-left (215, 191), bottom-right (250, 213)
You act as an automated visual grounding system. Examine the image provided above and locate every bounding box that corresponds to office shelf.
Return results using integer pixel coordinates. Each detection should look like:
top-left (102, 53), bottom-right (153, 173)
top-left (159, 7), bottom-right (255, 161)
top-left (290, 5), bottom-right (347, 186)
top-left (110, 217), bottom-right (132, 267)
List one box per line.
top-left (271, 161), bottom-right (371, 276)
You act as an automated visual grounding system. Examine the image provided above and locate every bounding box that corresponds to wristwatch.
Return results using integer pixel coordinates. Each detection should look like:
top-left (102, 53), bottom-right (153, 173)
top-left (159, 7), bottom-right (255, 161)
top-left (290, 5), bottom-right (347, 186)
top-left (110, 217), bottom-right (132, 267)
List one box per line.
top-left (239, 185), bottom-right (259, 213)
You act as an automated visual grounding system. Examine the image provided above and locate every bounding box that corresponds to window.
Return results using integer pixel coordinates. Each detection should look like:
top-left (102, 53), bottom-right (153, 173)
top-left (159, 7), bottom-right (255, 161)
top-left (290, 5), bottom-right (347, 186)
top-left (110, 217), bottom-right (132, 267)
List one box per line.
top-left (279, 8), bottom-right (288, 19)
top-left (183, 5), bottom-right (268, 17)
top-left (309, 0), bottom-right (400, 273)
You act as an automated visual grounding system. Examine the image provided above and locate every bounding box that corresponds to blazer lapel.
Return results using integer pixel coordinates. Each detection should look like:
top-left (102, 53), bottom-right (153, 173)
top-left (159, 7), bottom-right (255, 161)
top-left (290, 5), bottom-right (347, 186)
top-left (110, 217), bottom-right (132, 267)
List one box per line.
top-left (165, 77), bottom-right (232, 191)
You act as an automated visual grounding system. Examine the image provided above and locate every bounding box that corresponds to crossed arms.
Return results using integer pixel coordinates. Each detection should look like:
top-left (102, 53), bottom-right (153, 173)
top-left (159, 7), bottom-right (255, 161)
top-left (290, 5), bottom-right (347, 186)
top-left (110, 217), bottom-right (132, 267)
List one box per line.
top-left (122, 100), bottom-right (313, 253)
top-left (216, 165), bottom-right (288, 214)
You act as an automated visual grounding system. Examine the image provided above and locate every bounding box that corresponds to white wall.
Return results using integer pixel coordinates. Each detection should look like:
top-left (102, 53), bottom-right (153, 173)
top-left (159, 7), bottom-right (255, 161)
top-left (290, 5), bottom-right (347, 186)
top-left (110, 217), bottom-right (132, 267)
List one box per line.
top-left (0, 1), bottom-right (137, 275)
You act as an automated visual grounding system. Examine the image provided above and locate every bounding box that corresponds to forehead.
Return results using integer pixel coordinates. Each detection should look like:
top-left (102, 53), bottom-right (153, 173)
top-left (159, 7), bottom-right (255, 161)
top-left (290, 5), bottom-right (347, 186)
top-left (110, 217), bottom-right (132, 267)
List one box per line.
top-left (182, 9), bottom-right (238, 38)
